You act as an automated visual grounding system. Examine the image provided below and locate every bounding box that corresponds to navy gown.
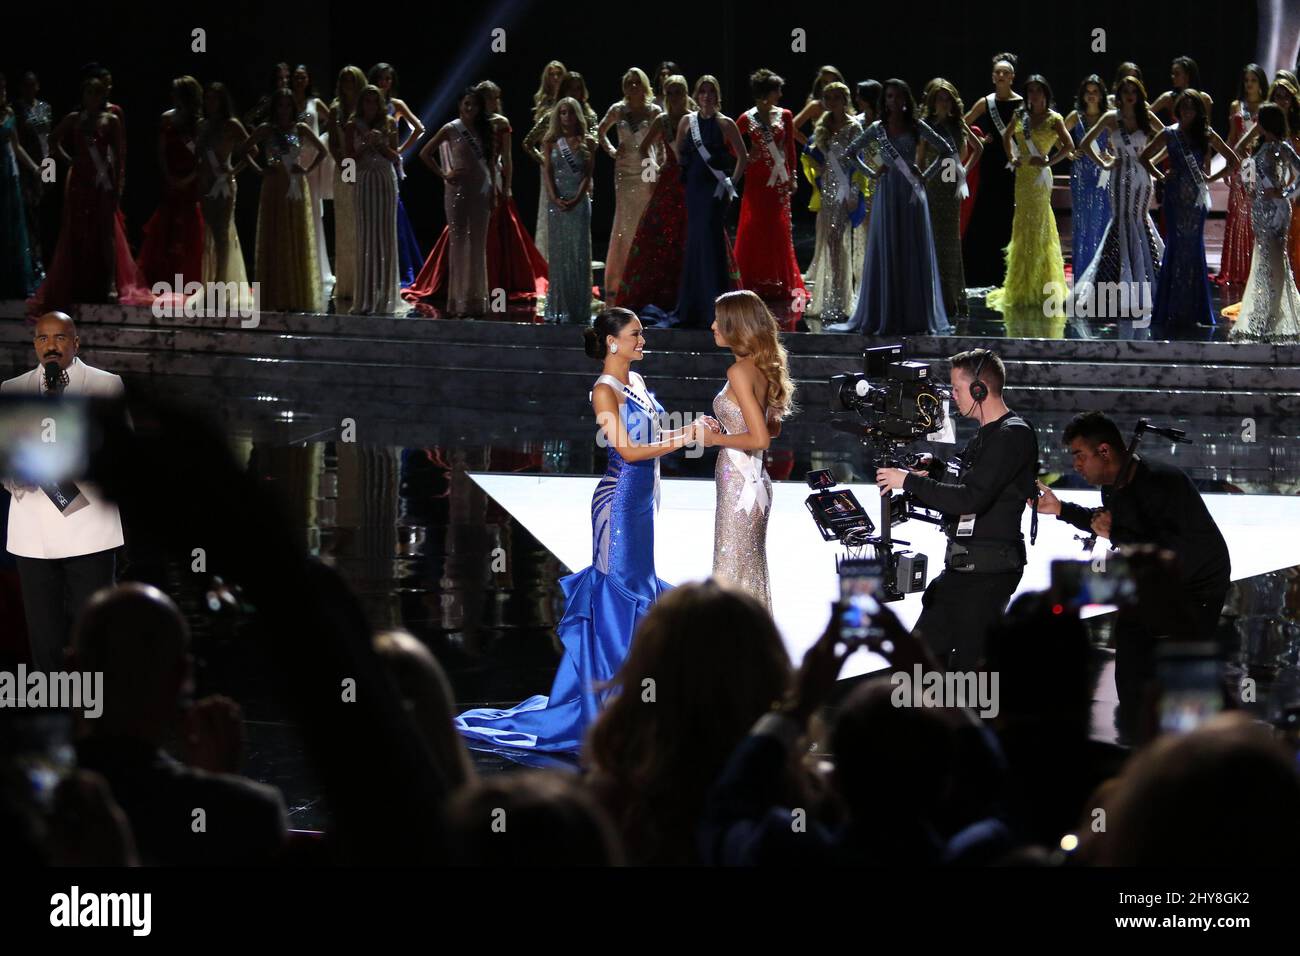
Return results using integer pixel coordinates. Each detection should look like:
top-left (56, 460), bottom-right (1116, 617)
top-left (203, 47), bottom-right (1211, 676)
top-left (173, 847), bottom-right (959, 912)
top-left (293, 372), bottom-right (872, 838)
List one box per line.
top-left (456, 372), bottom-right (672, 752)
top-left (829, 120), bottom-right (952, 336)
top-left (642, 113), bottom-right (739, 328)
top-left (1151, 125), bottom-right (1215, 332)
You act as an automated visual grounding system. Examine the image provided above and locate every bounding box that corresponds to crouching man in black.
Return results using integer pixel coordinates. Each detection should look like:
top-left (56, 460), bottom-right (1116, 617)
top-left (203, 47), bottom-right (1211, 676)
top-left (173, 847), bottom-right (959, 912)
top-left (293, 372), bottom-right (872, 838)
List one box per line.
top-left (1034, 411), bottom-right (1231, 714)
top-left (875, 349), bottom-right (1038, 669)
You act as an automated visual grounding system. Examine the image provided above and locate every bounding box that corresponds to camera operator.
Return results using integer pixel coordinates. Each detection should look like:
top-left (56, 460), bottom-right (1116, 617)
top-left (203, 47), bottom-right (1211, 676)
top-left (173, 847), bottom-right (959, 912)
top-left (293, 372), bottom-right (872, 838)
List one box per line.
top-left (876, 349), bottom-right (1038, 668)
top-left (1034, 411), bottom-right (1230, 713)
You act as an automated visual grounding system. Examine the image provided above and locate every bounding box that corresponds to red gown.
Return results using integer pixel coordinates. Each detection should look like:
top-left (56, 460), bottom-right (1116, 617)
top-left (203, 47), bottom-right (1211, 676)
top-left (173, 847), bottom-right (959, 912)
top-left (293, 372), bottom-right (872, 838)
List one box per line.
top-left (734, 107), bottom-right (806, 302)
top-left (614, 139), bottom-right (686, 312)
top-left (136, 117), bottom-right (206, 293)
top-left (28, 117), bottom-right (151, 314)
top-left (1215, 105), bottom-right (1255, 287)
top-left (404, 118), bottom-right (547, 310)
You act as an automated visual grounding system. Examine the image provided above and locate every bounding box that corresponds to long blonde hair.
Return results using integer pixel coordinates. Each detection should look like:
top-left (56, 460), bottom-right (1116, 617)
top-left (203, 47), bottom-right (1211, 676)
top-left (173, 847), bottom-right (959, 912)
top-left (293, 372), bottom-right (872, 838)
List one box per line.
top-left (813, 80), bottom-right (855, 150)
top-left (533, 60), bottom-right (567, 122)
top-left (712, 290), bottom-right (796, 420)
top-left (544, 96), bottom-right (592, 149)
top-left (332, 65), bottom-right (367, 122)
top-left (620, 67), bottom-right (653, 107)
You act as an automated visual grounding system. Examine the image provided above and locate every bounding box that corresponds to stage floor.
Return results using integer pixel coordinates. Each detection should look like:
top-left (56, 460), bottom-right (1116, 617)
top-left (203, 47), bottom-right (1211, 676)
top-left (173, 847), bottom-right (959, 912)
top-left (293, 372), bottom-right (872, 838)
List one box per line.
top-left (473, 473), bottom-right (1300, 679)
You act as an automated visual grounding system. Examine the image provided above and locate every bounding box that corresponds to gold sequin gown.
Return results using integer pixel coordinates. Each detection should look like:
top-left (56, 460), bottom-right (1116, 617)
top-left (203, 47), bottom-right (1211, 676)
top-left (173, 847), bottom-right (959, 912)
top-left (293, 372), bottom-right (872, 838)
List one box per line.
top-left (604, 106), bottom-right (661, 299)
top-left (711, 383), bottom-right (772, 610)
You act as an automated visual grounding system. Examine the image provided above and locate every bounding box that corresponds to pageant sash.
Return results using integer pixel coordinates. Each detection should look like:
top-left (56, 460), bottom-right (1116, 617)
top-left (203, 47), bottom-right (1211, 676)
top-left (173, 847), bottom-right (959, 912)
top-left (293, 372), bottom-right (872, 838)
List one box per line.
top-left (87, 141), bottom-right (113, 191)
top-left (724, 447), bottom-right (771, 516)
top-left (1021, 114), bottom-right (1055, 189)
top-left (557, 134), bottom-right (583, 175)
top-left (454, 118), bottom-right (494, 196)
top-left (874, 126), bottom-right (925, 203)
top-left (205, 148), bottom-right (232, 199)
top-left (1173, 125), bottom-right (1212, 210)
top-left (592, 373), bottom-right (663, 513)
top-left (747, 107), bottom-right (790, 187)
top-left (689, 112), bottom-right (736, 200)
top-left (1096, 128), bottom-right (1111, 191)
top-left (986, 93), bottom-right (1015, 169)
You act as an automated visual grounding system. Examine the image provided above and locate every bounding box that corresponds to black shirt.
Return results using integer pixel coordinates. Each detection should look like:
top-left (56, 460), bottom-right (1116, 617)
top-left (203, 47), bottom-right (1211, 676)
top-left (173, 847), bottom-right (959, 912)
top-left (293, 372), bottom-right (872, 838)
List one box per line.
top-left (1057, 456), bottom-right (1231, 599)
top-left (903, 411), bottom-right (1038, 545)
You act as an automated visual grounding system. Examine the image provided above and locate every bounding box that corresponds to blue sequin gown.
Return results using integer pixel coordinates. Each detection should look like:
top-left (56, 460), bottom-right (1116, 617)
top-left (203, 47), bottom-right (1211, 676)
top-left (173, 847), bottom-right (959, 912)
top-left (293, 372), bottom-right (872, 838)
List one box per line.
top-left (1151, 125), bottom-right (1215, 331)
top-left (456, 372), bottom-right (672, 753)
top-left (1070, 118), bottom-right (1111, 274)
top-left (829, 120), bottom-right (952, 335)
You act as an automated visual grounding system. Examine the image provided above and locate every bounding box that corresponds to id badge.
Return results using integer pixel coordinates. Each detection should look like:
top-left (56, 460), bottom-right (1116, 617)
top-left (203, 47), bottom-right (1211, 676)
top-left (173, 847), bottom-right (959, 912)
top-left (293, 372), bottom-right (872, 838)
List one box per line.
top-left (956, 513), bottom-right (976, 537)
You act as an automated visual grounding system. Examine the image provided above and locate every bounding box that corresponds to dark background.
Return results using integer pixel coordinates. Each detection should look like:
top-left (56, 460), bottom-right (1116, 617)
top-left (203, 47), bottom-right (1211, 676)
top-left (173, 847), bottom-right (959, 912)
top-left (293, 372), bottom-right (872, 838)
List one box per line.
top-left (2, 0), bottom-right (1275, 267)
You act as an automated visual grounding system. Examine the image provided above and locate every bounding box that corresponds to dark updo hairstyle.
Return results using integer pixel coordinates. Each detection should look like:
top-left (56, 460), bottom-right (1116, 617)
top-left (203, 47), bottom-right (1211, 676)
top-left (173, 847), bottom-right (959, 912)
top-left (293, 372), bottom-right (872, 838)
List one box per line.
top-left (1256, 101), bottom-right (1288, 141)
top-left (749, 68), bottom-right (784, 102)
top-left (992, 51), bottom-right (1019, 73)
top-left (881, 78), bottom-right (918, 127)
top-left (1171, 56), bottom-right (1200, 90)
top-left (856, 79), bottom-right (882, 117)
top-left (584, 307), bottom-right (638, 360)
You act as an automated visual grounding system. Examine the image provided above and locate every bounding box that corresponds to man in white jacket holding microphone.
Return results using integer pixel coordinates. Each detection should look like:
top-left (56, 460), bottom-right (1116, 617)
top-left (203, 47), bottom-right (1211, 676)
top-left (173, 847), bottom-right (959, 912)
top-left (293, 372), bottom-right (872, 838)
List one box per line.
top-left (2, 312), bottom-right (124, 671)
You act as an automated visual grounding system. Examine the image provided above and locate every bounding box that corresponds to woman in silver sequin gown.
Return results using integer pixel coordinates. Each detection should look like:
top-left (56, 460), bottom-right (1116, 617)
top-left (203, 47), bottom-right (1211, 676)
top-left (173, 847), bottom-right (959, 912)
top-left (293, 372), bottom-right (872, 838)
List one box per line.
top-left (543, 98), bottom-right (595, 323)
top-left (805, 84), bottom-right (862, 323)
top-left (347, 86), bottom-right (401, 315)
top-left (702, 290), bottom-right (796, 611)
top-left (1229, 103), bottom-right (1300, 343)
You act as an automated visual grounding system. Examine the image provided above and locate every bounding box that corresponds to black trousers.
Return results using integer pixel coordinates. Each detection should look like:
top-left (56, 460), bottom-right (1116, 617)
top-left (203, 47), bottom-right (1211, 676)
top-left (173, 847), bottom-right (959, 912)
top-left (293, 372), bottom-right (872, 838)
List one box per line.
top-left (15, 549), bottom-right (117, 672)
top-left (1113, 587), bottom-right (1228, 709)
top-left (914, 567), bottom-right (1023, 670)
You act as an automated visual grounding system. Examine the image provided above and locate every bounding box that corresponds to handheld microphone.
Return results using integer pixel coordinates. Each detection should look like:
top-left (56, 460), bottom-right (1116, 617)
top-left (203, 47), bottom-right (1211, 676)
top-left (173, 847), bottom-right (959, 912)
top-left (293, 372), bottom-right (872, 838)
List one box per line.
top-left (43, 360), bottom-right (65, 395)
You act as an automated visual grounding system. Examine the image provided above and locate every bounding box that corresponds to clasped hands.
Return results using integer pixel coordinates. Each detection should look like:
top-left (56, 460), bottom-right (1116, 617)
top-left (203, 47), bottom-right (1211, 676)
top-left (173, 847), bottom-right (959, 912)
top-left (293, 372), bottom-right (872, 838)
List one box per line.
top-left (688, 415), bottom-right (723, 445)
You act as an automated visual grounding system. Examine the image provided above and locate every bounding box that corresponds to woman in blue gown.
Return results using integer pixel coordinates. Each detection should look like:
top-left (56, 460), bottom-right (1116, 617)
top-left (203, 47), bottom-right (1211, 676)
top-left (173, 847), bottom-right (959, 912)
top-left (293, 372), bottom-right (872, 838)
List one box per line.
top-left (826, 78), bottom-right (953, 336)
top-left (456, 308), bottom-right (716, 753)
top-left (368, 64), bottom-right (425, 287)
top-left (1066, 75), bottom-right (1111, 276)
top-left (1142, 90), bottom-right (1239, 333)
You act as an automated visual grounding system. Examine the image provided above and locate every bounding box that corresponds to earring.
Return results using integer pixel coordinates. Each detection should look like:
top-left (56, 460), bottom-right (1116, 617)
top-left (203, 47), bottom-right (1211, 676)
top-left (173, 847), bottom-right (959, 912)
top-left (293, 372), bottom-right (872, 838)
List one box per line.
top-left (609, 343), bottom-right (618, 353)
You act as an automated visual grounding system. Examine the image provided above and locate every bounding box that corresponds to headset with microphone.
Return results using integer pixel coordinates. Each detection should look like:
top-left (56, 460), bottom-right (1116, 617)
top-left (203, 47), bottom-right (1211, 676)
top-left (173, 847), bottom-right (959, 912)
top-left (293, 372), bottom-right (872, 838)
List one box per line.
top-left (967, 349), bottom-right (990, 405)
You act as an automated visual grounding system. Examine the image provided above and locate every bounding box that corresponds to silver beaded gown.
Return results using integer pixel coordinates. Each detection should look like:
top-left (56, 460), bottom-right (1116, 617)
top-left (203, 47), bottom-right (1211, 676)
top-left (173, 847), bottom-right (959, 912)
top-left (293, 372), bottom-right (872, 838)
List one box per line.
top-left (1230, 139), bottom-right (1300, 343)
top-left (351, 120), bottom-right (401, 315)
top-left (711, 383), bottom-right (772, 610)
top-left (544, 139), bottom-right (593, 323)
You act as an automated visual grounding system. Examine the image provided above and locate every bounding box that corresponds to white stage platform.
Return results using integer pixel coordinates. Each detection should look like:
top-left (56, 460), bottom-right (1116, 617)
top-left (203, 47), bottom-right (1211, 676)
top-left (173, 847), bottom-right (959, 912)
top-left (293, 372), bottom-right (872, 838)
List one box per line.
top-left (472, 474), bottom-right (1300, 680)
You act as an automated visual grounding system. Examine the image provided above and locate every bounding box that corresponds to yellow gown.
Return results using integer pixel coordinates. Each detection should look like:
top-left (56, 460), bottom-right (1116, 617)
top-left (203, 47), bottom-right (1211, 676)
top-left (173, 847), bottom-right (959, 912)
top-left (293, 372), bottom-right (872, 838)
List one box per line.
top-left (986, 111), bottom-right (1067, 335)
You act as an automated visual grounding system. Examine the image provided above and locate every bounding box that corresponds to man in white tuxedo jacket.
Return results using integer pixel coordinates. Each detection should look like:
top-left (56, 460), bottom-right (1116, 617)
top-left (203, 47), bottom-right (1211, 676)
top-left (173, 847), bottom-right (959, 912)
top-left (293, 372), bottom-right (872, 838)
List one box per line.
top-left (2, 312), bottom-right (124, 671)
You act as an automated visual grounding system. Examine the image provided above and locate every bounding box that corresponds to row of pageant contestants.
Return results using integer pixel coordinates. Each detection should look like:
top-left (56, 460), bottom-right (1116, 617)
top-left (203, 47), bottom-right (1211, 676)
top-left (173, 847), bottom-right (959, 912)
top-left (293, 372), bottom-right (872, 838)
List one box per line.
top-left (6, 62), bottom-right (431, 316)
top-left (6, 56), bottom-right (1300, 342)
top-left (455, 292), bottom-right (794, 751)
top-left (782, 55), bottom-right (1300, 342)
